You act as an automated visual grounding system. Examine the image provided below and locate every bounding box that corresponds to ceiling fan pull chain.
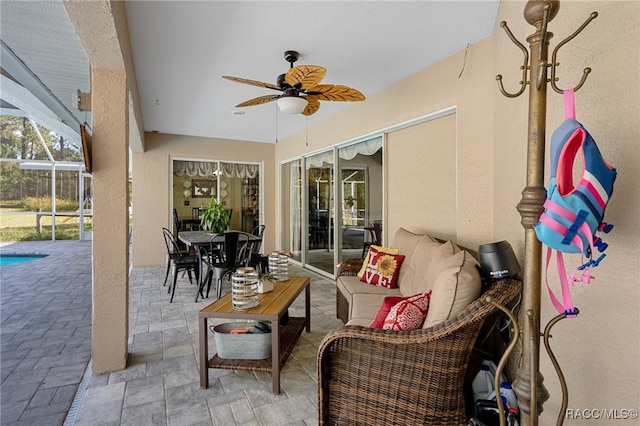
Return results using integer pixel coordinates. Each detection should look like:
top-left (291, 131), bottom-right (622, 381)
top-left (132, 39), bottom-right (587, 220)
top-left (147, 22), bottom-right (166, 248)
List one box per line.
top-left (275, 103), bottom-right (279, 143)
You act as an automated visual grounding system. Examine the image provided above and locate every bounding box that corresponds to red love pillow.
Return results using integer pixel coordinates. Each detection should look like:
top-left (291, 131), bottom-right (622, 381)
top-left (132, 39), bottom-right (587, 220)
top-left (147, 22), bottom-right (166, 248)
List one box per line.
top-left (359, 248), bottom-right (405, 289)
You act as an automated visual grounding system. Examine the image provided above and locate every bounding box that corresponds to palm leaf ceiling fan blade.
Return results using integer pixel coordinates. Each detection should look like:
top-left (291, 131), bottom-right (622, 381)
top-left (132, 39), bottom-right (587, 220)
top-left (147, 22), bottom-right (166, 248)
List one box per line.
top-left (302, 97), bottom-right (321, 116)
top-left (307, 84), bottom-right (365, 102)
top-left (285, 65), bottom-right (326, 90)
top-left (222, 75), bottom-right (281, 91)
top-left (235, 94), bottom-right (280, 107)
top-left (222, 51), bottom-right (365, 114)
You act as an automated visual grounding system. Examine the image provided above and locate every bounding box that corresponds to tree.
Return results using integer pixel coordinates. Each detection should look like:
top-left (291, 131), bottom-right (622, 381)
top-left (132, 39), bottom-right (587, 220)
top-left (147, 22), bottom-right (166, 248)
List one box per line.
top-left (1, 116), bottom-right (84, 202)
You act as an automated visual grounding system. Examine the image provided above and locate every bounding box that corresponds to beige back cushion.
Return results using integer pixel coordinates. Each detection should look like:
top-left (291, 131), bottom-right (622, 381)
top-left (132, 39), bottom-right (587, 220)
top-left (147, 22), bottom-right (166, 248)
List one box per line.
top-left (391, 228), bottom-right (435, 295)
top-left (401, 237), bottom-right (451, 296)
top-left (423, 249), bottom-right (481, 328)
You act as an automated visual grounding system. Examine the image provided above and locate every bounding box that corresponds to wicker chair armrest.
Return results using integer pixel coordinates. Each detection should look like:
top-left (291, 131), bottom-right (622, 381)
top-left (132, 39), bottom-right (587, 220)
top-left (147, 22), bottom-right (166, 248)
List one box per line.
top-left (337, 257), bottom-right (365, 276)
top-left (318, 278), bottom-right (521, 425)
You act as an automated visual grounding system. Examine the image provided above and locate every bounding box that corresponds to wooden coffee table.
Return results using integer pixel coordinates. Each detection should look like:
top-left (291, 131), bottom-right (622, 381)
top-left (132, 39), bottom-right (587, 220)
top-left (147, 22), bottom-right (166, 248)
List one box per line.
top-left (198, 276), bottom-right (310, 394)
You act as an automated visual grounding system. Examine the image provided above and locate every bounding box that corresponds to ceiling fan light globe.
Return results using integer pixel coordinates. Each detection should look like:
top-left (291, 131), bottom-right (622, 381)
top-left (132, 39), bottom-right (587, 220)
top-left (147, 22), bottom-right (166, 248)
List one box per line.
top-left (277, 96), bottom-right (308, 114)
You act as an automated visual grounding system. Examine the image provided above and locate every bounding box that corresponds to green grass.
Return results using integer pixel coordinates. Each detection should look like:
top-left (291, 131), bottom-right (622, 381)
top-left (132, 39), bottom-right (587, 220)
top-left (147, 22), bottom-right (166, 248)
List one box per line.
top-left (0, 224), bottom-right (87, 242)
top-left (0, 207), bottom-right (92, 242)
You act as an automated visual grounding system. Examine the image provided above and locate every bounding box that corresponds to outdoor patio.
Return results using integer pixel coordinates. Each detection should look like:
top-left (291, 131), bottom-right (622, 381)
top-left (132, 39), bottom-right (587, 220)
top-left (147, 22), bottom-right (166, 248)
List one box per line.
top-left (0, 240), bottom-right (342, 425)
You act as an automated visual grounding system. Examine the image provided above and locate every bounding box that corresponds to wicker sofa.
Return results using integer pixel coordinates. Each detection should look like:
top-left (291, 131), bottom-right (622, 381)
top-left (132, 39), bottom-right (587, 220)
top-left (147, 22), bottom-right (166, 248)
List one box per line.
top-left (318, 228), bottom-right (521, 425)
top-left (336, 227), bottom-right (486, 327)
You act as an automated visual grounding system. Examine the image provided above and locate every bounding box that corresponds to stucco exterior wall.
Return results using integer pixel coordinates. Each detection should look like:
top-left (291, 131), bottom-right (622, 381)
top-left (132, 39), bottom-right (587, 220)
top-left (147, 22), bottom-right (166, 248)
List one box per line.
top-left (131, 134), bottom-right (276, 267)
top-left (274, 0), bottom-right (639, 422)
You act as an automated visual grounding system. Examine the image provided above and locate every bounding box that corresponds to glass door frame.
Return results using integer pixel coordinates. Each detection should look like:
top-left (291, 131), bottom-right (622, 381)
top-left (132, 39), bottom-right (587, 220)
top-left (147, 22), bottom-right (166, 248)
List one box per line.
top-left (279, 138), bottom-right (384, 279)
top-left (169, 157), bottom-right (264, 234)
top-left (304, 149), bottom-right (336, 277)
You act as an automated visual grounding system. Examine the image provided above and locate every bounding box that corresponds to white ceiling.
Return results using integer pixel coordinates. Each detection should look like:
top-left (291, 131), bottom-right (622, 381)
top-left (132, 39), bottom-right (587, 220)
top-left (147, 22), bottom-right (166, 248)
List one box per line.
top-left (1, 0), bottom-right (500, 145)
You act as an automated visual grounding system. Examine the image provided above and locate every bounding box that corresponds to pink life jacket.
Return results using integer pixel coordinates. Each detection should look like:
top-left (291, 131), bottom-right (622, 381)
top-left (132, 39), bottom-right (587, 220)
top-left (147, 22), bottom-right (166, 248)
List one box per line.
top-left (533, 90), bottom-right (616, 317)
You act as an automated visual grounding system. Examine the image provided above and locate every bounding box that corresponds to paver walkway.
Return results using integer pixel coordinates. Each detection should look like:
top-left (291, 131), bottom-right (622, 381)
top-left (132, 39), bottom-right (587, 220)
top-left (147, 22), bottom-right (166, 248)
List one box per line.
top-left (1, 240), bottom-right (92, 426)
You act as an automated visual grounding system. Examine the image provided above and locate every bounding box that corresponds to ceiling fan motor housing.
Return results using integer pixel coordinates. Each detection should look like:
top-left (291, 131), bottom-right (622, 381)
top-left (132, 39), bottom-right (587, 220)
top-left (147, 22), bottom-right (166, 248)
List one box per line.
top-left (276, 73), bottom-right (288, 88)
top-left (284, 50), bottom-right (299, 66)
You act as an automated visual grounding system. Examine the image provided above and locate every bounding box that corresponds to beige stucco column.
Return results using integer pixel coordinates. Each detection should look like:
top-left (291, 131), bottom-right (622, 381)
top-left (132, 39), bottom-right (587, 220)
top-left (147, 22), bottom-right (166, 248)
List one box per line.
top-left (90, 68), bottom-right (129, 373)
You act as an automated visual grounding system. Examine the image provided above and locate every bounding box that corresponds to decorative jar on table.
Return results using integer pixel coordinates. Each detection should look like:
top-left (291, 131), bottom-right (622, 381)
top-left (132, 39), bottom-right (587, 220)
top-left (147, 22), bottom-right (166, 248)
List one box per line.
top-left (231, 267), bottom-right (259, 310)
top-left (268, 251), bottom-right (289, 281)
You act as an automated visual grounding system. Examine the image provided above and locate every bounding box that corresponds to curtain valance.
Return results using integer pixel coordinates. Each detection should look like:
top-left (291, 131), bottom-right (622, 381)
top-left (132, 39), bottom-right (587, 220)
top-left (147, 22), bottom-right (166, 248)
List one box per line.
top-left (173, 161), bottom-right (258, 178)
top-left (305, 137), bottom-right (382, 169)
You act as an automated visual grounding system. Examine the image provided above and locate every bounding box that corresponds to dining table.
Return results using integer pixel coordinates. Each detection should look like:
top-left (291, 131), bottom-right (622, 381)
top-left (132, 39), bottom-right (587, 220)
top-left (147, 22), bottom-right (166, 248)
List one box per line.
top-left (179, 230), bottom-right (264, 301)
top-left (178, 230), bottom-right (262, 248)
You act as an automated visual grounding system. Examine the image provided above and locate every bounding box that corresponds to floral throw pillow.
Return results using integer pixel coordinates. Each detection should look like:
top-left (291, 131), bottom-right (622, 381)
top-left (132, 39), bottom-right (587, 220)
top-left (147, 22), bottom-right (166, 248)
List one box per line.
top-left (359, 248), bottom-right (406, 289)
top-left (369, 296), bottom-right (408, 329)
top-left (382, 291), bottom-right (432, 331)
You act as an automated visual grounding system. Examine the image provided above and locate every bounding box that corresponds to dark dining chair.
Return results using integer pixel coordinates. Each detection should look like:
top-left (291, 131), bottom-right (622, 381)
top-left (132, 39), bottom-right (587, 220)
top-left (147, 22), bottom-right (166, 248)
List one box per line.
top-left (251, 224), bottom-right (265, 238)
top-left (204, 231), bottom-right (242, 300)
top-left (250, 224), bottom-right (266, 256)
top-left (236, 232), bottom-right (255, 267)
top-left (162, 226), bottom-right (188, 286)
top-left (192, 207), bottom-right (201, 220)
top-left (172, 209), bottom-right (190, 250)
top-left (196, 240), bottom-right (223, 303)
top-left (362, 221), bottom-right (382, 257)
top-left (162, 227), bottom-right (200, 303)
top-left (173, 209), bottom-right (184, 233)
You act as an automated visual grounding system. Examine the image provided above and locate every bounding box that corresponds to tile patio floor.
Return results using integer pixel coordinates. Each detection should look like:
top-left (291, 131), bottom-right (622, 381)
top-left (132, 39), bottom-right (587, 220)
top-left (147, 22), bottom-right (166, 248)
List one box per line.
top-left (1, 240), bottom-right (92, 425)
top-left (1, 240), bottom-right (343, 425)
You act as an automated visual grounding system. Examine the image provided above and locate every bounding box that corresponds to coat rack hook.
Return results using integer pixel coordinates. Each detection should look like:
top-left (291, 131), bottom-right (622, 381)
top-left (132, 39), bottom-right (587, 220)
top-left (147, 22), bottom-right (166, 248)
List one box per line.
top-left (534, 3), bottom-right (556, 90)
top-left (543, 309), bottom-right (577, 425)
top-left (550, 11), bottom-right (598, 93)
top-left (496, 21), bottom-right (530, 98)
top-left (537, 2), bottom-right (553, 63)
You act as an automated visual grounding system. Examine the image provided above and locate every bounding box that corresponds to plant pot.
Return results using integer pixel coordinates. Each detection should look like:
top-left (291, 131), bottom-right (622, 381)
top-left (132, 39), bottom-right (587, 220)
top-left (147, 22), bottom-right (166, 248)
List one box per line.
top-left (258, 279), bottom-right (274, 293)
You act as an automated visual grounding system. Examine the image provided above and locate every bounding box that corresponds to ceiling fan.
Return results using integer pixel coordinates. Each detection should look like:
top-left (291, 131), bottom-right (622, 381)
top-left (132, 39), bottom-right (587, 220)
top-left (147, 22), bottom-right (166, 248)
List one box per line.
top-left (222, 50), bottom-right (365, 116)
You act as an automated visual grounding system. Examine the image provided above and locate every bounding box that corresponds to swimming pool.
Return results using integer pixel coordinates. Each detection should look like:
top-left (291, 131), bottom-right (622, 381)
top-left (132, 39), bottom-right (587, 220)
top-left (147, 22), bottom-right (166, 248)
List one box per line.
top-left (0, 254), bottom-right (48, 267)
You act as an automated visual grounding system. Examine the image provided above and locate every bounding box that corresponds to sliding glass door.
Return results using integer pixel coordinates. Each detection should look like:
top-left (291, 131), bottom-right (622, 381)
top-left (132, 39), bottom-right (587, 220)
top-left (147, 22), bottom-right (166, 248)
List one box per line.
top-left (338, 137), bottom-right (383, 265)
top-left (280, 159), bottom-right (303, 262)
top-left (280, 136), bottom-right (382, 278)
top-left (306, 151), bottom-right (334, 274)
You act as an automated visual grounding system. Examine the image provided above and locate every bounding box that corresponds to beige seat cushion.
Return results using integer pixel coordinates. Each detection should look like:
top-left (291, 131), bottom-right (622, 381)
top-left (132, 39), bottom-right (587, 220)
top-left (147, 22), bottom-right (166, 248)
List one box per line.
top-left (349, 293), bottom-right (396, 323)
top-left (337, 275), bottom-right (401, 319)
top-left (423, 249), bottom-right (481, 328)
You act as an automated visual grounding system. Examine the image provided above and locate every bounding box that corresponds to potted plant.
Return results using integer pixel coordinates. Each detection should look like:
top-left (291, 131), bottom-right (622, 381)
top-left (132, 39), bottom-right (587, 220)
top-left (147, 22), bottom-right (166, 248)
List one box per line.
top-left (256, 266), bottom-right (276, 294)
top-left (344, 195), bottom-right (355, 209)
top-left (200, 197), bottom-right (229, 233)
